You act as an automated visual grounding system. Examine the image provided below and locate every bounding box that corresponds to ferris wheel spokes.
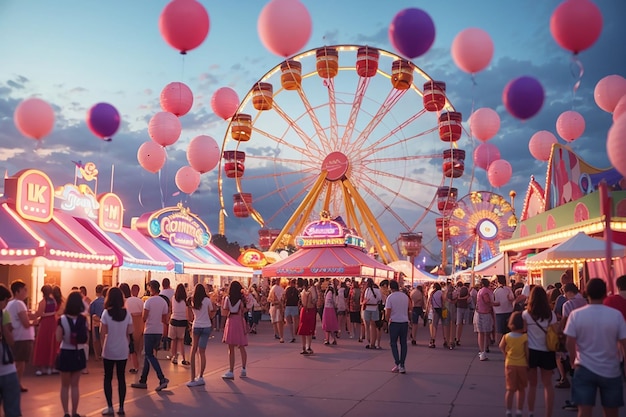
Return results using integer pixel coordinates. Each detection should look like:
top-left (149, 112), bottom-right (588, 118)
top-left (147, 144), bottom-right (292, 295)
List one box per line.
top-left (338, 76), bottom-right (372, 151)
top-left (296, 88), bottom-right (333, 152)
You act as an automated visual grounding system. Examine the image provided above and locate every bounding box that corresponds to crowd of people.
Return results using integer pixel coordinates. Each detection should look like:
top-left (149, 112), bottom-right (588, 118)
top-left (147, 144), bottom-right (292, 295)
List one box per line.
top-left (0, 272), bottom-right (624, 417)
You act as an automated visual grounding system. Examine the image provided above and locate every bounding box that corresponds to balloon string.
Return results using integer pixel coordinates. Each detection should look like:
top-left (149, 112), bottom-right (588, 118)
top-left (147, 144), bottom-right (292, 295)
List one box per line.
top-left (138, 174), bottom-right (145, 208)
top-left (570, 54), bottom-right (584, 106)
top-left (467, 76), bottom-right (477, 194)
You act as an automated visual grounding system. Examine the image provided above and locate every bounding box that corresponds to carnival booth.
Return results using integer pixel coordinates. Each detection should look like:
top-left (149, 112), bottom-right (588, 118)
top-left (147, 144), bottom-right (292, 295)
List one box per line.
top-left (262, 214), bottom-right (394, 282)
top-left (500, 144), bottom-right (626, 290)
top-left (134, 204), bottom-right (253, 289)
top-left (0, 169), bottom-right (117, 307)
top-left (525, 232), bottom-right (626, 287)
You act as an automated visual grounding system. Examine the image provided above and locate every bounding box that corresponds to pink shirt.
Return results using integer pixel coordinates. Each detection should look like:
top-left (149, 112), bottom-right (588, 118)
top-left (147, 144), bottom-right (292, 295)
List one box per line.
top-left (476, 287), bottom-right (494, 314)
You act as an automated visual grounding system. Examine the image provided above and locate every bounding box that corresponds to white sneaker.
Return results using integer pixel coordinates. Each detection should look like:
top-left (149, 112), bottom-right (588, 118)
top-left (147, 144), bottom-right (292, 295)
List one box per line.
top-left (222, 371), bottom-right (235, 380)
top-left (398, 365), bottom-right (406, 374)
top-left (479, 352), bottom-right (488, 361)
top-left (186, 377), bottom-right (205, 387)
top-left (240, 368), bottom-right (247, 378)
top-left (102, 406), bottom-right (114, 415)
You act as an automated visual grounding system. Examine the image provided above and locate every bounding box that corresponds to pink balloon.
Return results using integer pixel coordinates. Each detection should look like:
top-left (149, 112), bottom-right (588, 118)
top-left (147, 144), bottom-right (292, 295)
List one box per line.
top-left (160, 82), bottom-right (193, 116)
top-left (13, 98), bottom-right (55, 140)
top-left (529, 131), bottom-right (558, 162)
top-left (613, 95), bottom-right (626, 122)
top-left (550, 0), bottom-right (602, 54)
top-left (137, 141), bottom-right (167, 174)
top-left (473, 142), bottom-right (501, 171)
top-left (159, 0), bottom-right (209, 54)
top-left (451, 28), bottom-right (494, 74)
top-left (148, 112), bottom-right (182, 147)
top-left (469, 107), bottom-right (500, 142)
top-left (211, 87), bottom-right (239, 120)
top-left (607, 117), bottom-right (626, 177)
top-left (257, 0), bottom-right (312, 57)
top-left (556, 110), bottom-right (585, 142)
top-left (187, 135), bottom-right (220, 174)
top-left (487, 159), bottom-right (512, 188)
top-left (175, 166), bottom-right (201, 194)
top-left (594, 75), bottom-right (626, 113)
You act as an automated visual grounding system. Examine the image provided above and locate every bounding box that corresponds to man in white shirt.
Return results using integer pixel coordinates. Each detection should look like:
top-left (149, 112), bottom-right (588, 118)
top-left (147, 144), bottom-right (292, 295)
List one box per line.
top-left (6, 280), bottom-right (35, 392)
top-left (159, 278), bottom-right (174, 353)
top-left (564, 278), bottom-right (626, 417)
top-left (385, 280), bottom-right (409, 374)
top-left (131, 280), bottom-right (169, 392)
top-left (267, 279), bottom-right (285, 343)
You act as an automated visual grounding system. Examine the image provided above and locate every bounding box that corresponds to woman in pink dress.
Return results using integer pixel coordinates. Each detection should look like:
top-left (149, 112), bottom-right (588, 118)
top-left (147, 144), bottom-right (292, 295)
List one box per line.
top-left (221, 281), bottom-right (248, 380)
top-left (33, 284), bottom-right (58, 375)
top-left (297, 279), bottom-right (316, 355)
top-left (322, 280), bottom-right (339, 345)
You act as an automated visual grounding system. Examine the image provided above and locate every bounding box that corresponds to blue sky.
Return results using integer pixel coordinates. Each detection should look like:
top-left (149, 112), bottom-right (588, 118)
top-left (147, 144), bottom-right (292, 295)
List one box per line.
top-left (0, 0), bottom-right (625, 259)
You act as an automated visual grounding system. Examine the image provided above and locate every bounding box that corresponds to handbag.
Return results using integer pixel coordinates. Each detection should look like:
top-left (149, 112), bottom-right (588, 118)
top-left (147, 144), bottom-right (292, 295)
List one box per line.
top-left (532, 315), bottom-right (561, 352)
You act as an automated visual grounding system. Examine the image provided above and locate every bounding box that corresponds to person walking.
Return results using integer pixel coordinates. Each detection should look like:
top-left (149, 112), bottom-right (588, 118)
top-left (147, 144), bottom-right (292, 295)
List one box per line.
top-left (426, 282), bottom-right (447, 349)
top-left (474, 278), bottom-right (495, 361)
top-left (6, 280), bottom-right (35, 392)
top-left (56, 291), bottom-right (88, 417)
top-left (409, 285), bottom-right (424, 346)
top-left (361, 278), bottom-right (382, 349)
top-left (168, 284), bottom-right (190, 366)
top-left (221, 281), bottom-right (248, 380)
top-left (283, 279), bottom-right (300, 343)
top-left (522, 285), bottom-right (557, 417)
top-left (564, 278), bottom-right (626, 417)
top-left (89, 285), bottom-right (105, 362)
top-left (322, 280), bottom-right (339, 346)
top-left (297, 280), bottom-right (316, 355)
top-left (186, 284), bottom-right (215, 387)
top-left (100, 287), bottom-right (132, 416)
top-left (493, 274), bottom-right (515, 346)
top-left (455, 281), bottom-right (470, 346)
top-left (267, 279), bottom-right (285, 343)
top-left (131, 280), bottom-right (169, 392)
top-left (0, 283), bottom-right (21, 417)
top-left (123, 284), bottom-right (144, 375)
top-left (499, 311), bottom-right (529, 417)
top-left (348, 281), bottom-right (363, 341)
top-left (385, 279), bottom-right (409, 374)
top-left (32, 284), bottom-right (57, 376)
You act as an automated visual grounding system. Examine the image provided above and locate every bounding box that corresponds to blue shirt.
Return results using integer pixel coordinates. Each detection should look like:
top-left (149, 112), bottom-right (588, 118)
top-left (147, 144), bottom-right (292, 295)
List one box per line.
top-left (89, 296), bottom-right (105, 325)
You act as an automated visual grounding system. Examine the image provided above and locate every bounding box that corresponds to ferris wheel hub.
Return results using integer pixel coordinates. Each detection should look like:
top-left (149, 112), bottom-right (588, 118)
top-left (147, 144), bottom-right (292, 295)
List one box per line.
top-left (322, 151), bottom-right (350, 182)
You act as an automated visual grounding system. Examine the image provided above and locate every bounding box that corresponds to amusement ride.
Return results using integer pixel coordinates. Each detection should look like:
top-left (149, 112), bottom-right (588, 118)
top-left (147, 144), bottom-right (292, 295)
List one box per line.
top-left (217, 44), bottom-right (470, 266)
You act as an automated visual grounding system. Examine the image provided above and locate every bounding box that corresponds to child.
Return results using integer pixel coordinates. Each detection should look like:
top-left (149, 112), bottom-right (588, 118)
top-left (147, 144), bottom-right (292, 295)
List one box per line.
top-left (498, 311), bottom-right (528, 417)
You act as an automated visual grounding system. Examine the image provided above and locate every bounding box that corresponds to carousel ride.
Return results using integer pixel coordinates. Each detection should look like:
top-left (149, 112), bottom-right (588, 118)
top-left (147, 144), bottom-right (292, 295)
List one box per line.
top-left (217, 45), bottom-right (469, 264)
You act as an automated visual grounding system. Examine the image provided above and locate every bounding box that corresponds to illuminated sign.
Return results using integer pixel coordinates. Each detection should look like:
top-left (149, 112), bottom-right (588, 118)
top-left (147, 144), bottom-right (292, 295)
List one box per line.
top-left (4, 169), bottom-right (54, 222)
top-left (238, 249), bottom-right (267, 269)
top-left (136, 204), bottom-right (211, 249)
top-left (298, 237), bottom-right (345, 247)
top-left (54, 184), bottom-right (99, 220)
top-left (302, 220), bottom-right (342, 237)
top-left (98, 193), bottom-right (123, 233)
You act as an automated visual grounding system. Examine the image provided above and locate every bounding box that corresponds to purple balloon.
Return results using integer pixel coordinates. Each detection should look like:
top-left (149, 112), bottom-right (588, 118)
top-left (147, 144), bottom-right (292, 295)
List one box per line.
top-left (389, 8), bottom-right (435, 59)
top-left (87, 102), bottom-right (121, 140)
top-left (503, 76), bottom-right (544, 120)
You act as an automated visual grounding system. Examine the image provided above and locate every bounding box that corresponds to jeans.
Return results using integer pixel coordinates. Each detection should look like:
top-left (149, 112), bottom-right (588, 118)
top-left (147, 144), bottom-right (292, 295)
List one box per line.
top-left (140, 334), bottom-right (165, 383)
top-left (389, 322), bottom-right (408, 366)
top-left (0, 372), bottom-right (21, 417)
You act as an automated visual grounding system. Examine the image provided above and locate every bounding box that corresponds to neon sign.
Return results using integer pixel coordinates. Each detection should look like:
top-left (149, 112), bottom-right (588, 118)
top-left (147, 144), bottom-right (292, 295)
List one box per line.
top-left (98, 193), bottom-right (123, 233)
top-left (4, 169), bottom-right (54, 222)
top-left (136, 204), bottom-right (211, 249)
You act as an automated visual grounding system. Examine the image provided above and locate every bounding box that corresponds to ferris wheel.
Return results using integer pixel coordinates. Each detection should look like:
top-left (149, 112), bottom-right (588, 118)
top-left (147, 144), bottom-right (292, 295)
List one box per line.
top-left (447, 191), bottom-right (517, 263)
top-left (217, 45), bottom-right (467, 263)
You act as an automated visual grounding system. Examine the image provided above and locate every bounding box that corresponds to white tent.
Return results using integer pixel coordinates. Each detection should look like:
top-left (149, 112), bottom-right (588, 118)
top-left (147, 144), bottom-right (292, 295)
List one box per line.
top-left (388, 260), bottom-right (442, 285)
top-left (453, 253), bottom-right (505, 279)
top-left (526, 232), bottom-right (626, 263)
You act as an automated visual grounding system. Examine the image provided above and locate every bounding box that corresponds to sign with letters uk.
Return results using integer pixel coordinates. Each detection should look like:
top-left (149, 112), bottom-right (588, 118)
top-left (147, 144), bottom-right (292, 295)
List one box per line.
top-left (3, 169), bottom-right (54, 222)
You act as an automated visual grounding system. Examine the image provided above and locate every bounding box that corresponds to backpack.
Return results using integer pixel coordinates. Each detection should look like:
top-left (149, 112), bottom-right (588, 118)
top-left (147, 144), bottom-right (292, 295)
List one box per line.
top-left (65, 314), bottom-right (88, 345)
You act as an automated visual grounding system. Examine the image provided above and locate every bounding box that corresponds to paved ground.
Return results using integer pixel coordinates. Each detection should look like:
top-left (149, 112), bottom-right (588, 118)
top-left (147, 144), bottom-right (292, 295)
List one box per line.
top-left (19, 320), bottom-right (622, 417)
